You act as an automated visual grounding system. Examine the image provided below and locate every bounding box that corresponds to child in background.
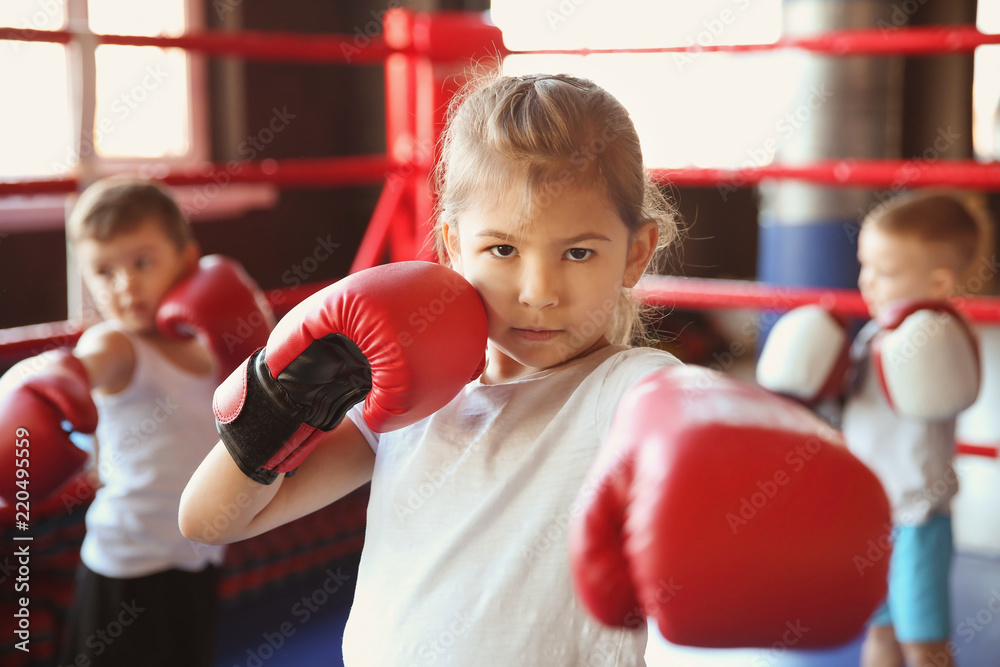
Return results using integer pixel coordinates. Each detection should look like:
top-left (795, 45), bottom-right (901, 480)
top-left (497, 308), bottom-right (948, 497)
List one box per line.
top-left (847, 191), bottom-right (984, 667)
top-left (179, 72), bottom-right (682, 665)
top-left (0, 177), bottom-right (272, 666)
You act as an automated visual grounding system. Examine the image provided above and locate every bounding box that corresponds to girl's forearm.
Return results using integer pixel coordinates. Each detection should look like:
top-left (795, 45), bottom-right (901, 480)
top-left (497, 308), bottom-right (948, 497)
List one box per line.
top-left (179, 441), bottom-right (282, 545)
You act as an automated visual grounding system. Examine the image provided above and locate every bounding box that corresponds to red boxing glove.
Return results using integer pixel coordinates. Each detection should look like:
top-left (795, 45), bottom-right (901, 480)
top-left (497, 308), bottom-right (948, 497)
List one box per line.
top-left (570, 365), bottom-right (890, 649)
top-left (0, 350), bottom-right (95, 505)
top-left (156, 254), bottom-right (276, 378)
top-left (871, 300), bottom-right (980, 420)
top-left (214, 261), bottom-right (488, 484)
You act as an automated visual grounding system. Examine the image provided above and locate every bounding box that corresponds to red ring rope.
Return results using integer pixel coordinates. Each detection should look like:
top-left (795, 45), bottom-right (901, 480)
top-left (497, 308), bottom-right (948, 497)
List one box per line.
top-left (0, 27), bottom-right (390, 64)
top-left (0, 156), bottom-right (393, 197)
top-left (652, 160), bottom-right (1000, 191)
top-left (4, 24), bottom-right (999, 59)
top-left (3, 277), bottom-right (997, 457)
top-left (2, 158), bottom-right (999, 197)
top-left (514, 25), bottom-right (1000, 57)
top-left (636, 276), bottom-right (1000, 325)
top-left (0, 11), bottom-right (506, 64)
top-left (4, 278), bottom-right (998, 349)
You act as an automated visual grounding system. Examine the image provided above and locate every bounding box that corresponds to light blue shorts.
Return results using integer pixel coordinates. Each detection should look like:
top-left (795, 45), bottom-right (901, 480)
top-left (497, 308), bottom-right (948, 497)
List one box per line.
top-left (869, 514), bottom-right (953, 643)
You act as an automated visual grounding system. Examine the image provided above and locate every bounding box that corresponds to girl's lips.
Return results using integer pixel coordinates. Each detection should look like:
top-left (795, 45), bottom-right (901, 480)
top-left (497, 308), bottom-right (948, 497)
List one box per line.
top-left (514, 328), bottom-right (561, 342)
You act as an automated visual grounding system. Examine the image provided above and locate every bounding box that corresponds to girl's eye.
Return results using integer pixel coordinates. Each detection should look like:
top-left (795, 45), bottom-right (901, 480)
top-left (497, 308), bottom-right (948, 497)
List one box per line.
top-left (490, 245), bottom-right (517, 258)
top-left (135, 256), bottom-right (153, 270)
top-left (565, 248), bottom-right (593, 261)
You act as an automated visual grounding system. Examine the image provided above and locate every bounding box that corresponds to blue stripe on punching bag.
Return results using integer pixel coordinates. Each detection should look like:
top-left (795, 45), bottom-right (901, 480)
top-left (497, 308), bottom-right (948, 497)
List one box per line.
top-left (757, 216), bottom-right (861, 289)
top-left (756, 217), bottom-right (865, 356)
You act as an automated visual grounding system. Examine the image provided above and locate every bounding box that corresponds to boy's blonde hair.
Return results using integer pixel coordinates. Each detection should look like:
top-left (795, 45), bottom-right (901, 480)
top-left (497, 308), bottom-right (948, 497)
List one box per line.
top-left (432, 71), bottom-right (680, 345)
top-left (68, 177), bottom-right (193, 250)
top-left (863, 190), bottom-right (982, 277)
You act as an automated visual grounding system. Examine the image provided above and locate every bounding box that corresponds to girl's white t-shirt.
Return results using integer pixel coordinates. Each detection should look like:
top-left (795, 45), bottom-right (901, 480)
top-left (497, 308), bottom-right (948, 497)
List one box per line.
top-left (343, 344), bottom-right (680, 667)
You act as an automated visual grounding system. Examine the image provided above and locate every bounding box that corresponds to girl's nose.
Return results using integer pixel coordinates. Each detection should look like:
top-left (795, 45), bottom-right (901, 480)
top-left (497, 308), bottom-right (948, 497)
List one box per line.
top-left (519, 261), bottom-right (559, 309)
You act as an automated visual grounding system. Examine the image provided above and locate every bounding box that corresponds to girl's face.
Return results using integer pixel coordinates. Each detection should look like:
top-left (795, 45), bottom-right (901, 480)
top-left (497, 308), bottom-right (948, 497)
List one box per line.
top-left (445, 185), bottom-right (656, 384)
top-left (76, 218), bottom-right (197, 334)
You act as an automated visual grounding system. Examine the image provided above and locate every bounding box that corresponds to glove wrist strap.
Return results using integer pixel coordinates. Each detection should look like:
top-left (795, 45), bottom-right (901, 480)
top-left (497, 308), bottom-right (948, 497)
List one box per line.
top-left (217, 337), bottom-right (373, 485)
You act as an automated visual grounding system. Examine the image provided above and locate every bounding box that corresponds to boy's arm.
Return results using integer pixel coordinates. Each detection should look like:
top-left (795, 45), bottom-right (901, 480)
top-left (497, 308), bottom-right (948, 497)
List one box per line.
top-left (0, 342), bottom-right (106, 504)
top-left (65, 326), bottom-right (134, 491)
top-left (178, 418), bottom-right (374, 544)
top-left (73, 324), bottom-right (136, 395)
top-left (86, 435), bottom-right (104, 489)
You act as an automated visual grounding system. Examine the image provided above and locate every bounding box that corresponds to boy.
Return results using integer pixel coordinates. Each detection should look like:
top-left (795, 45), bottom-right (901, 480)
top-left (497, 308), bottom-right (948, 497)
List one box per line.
top-left (758, 189), bottom-right (982, 667)
top-left (0, 177), bottom-right (272, 666)
top-left (848, 190), bottom-right (982, 667)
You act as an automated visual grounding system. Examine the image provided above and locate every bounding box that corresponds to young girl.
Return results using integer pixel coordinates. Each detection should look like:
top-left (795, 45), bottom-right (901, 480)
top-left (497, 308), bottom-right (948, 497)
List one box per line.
top-left (180, 72), bottom-right (682, 665)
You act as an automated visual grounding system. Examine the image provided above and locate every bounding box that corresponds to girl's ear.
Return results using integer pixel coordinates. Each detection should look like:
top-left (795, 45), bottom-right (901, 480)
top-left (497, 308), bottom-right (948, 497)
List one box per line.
top-left (623, 220), bottom-right (658, 288)
top-left (442, 223), bottom-right (463, 272)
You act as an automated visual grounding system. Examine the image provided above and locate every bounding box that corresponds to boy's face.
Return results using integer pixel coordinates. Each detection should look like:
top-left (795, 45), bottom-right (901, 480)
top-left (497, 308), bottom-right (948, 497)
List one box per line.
top-left (76, 218), bottom-right (196, 334)
top-left (444, 185), bottom-right (655, 384)
top-left (857, 225), bottom-right (955, 318)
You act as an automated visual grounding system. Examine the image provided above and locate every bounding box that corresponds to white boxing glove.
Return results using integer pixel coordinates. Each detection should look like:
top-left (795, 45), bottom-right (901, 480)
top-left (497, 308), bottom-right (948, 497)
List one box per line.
top-left (756, 305), bottom-right (850, 405)
top-left (871, 300), bottom-right (980, 420)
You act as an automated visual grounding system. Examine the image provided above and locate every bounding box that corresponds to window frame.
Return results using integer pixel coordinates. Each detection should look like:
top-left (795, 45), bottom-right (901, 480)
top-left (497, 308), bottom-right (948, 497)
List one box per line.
top-left (0, 0), bottom-right (275, 230)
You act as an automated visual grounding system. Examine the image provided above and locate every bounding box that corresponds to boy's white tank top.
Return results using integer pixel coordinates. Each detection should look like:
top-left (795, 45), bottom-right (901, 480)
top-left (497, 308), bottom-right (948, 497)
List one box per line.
top-left (82, 321), bottom-right (225, 578)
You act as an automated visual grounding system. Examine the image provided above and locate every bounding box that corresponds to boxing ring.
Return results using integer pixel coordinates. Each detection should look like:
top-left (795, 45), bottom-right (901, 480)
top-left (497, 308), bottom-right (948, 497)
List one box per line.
top-left (2, 7), bottom-right (1000, 666)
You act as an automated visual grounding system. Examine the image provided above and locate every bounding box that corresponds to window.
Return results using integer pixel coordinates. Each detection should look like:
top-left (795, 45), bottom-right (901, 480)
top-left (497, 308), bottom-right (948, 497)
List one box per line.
top-left (493, 0), bottom-right (1000, 167)
top-left (492, 0), bottom-right (787, 169)
top-left (89, 0), bottom-right (196, 160)
top-left (0, 0), bottom-right (205, 180)
top-left (0, 0), bottom-right (278, 230)
top-left (0, 1), bottom-right (71, 179)
top-left (975, 2), bottom-right (1000, 160)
